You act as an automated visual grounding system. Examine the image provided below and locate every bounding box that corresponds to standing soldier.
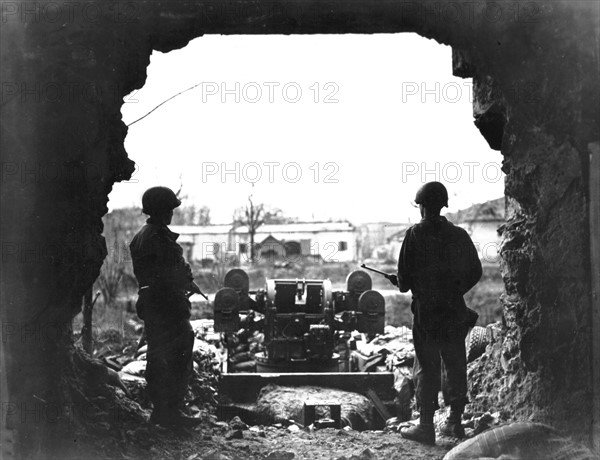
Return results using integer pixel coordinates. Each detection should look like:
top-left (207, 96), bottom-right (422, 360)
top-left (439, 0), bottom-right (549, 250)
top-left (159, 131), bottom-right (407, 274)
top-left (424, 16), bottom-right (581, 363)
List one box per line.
top-left (389, 182), bottom-right (482, 444)
top-left (129, 186), bottom-right (202, 427)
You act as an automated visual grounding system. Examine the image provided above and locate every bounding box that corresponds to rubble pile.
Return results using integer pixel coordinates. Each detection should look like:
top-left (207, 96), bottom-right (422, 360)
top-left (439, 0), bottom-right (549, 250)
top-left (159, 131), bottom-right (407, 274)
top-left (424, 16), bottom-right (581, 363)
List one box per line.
top-left (255, 385), bottom-right (378, 430)
top-left (347, 325), bottom-right (415, 373)
top-left (109, 319), bottom-right (223, 416)
top-left (31, 345), bottom-right (151, 459)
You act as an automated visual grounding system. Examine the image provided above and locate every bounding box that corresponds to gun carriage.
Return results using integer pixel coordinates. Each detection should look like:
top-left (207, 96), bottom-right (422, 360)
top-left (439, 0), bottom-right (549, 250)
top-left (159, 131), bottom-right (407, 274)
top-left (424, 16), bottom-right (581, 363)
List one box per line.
top-left (214, 269), bottom-right (386, 373)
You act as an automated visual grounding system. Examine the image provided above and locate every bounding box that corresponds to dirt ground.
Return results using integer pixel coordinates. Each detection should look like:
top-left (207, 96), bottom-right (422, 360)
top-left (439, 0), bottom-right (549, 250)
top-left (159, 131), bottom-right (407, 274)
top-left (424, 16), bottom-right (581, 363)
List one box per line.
top-left (68, 260), bottom-right (502, 460)
top-left (117, 420), bottom-right (458, 460)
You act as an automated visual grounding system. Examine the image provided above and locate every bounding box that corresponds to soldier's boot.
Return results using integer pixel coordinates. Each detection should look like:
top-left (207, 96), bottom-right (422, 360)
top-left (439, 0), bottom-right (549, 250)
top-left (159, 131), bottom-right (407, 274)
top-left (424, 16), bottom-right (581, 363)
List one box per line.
top-left (400, 410), bottom-right (435, 445)
top-left (150, 404), bottom-right (201, 428)
top-left (149, 403), bottom-right (168, 425)
top-left (440, 408), bottom-right (465, 438)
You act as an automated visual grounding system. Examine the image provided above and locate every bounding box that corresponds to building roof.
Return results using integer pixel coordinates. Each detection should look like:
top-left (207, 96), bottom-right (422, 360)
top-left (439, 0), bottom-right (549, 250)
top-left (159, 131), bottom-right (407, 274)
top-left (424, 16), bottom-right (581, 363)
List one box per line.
top-left (171, 224), bottom-right (233, 235)
top-left (445, 197), bottom-right (505, 223)
top-left (260, 234), bottom-right (282, 245)
top-left (170, 221), bottom-right (355, 236)
top-left (257, 222), bottom-right (354, 234)
top-left (387, 226), bottom-right (411, 242)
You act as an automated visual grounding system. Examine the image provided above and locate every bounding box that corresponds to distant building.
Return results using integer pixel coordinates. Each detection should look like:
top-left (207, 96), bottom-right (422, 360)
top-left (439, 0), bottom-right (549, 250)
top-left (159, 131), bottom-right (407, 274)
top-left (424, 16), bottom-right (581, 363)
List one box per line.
top-left (445, 197), bottom-right (505, 262)
top-left (386, 226), bottom-right (411, 261)
top-left (171, 221), bottom-right (358, 264)
top-left (358, 222), bottom-right (411, 260)
top-left (382, 198), bottom-right (506, 263)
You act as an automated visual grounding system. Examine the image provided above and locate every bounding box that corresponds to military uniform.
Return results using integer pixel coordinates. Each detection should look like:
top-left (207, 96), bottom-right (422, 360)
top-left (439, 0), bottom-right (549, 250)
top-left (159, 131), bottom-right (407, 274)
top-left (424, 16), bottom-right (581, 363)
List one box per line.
top-left (397, 215), bottom-right (482, 415)
top-left (129, 217), bottom-right (195, 419)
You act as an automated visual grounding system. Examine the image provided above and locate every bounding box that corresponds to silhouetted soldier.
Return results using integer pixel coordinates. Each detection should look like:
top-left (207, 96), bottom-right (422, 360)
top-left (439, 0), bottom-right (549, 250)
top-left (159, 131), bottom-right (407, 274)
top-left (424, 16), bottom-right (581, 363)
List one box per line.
top-left (389, 182), bottom-right (482, 444)
top-left (129, 186), bottom-right (202, 427)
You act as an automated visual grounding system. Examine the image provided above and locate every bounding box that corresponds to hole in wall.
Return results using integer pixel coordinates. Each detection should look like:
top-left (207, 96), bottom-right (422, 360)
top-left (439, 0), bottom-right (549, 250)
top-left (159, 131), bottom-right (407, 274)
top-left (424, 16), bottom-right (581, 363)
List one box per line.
top-left (73, 34), bottom-right (507, 405)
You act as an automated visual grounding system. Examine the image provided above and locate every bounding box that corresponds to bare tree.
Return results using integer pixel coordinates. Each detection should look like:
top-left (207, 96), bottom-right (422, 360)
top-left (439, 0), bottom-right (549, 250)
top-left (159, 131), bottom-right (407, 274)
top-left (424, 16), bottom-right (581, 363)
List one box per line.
top-left (233, 195), bottom-right (265, 263)
top-left (172, 204), bottom-right (211, 226)
top-left (233, 193), bottom-right (287, 262)
top-left (96, 249), bottom-right (126, 307)
top-left (97, 207), bottom-right (144, 305)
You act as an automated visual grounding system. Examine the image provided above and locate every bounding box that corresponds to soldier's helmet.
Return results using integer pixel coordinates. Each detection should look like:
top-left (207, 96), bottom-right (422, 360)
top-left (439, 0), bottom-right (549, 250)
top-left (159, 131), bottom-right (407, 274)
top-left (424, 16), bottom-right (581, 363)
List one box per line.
top-left (414, 182), bottom-right (449, 208)
top-left (142, 186), bottom-right (182, 215)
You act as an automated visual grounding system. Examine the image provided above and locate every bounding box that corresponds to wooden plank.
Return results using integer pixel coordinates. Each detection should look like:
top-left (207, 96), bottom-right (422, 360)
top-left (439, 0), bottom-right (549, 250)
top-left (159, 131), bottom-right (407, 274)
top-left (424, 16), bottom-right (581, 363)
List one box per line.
top-left (366, 388), bottom-right (392, 422)
top-left (220, 372), bottom-right (395, 403)
top-left (589, 142), bottom-right (600, 454)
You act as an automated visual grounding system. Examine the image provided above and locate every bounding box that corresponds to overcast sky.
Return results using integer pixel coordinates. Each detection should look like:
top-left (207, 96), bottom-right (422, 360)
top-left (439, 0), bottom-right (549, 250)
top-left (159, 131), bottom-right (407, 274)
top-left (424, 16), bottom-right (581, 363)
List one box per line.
top-left (111, 33), bottom-right (505, 224)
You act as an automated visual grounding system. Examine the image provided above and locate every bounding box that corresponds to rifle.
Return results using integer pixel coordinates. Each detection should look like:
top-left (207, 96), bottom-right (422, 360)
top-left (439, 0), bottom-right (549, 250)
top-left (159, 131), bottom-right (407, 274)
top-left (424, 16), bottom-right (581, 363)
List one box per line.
top-left (188, 281), bottom-right (209, 300)
top-left (196, 289), bottom-right (209, 301)
top-left (360, 264), bottom-right (398, 286)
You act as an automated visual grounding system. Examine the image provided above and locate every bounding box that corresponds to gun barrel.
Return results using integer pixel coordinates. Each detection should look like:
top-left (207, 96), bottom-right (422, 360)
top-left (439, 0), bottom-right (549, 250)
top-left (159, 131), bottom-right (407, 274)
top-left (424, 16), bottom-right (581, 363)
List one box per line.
top-left (360, 264), bottom-right (391, 277)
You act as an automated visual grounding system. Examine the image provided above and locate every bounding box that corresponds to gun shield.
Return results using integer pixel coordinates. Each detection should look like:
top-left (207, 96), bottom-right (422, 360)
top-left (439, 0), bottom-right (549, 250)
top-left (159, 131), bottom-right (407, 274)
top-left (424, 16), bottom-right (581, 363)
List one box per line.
top-left (214, 287), bottom-right (240, 333)
top-left (346, 270), bottom-right (373, 293)
top-left (357, 290), bottom-right (385, 335)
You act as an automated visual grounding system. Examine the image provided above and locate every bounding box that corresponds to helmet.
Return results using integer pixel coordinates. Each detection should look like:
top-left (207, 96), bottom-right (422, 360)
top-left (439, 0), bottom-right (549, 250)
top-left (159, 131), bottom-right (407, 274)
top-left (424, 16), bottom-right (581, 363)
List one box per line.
top-left (414, 182), bottom-right (448, 208)
top-left (142, 186), bottom-right (181, 215)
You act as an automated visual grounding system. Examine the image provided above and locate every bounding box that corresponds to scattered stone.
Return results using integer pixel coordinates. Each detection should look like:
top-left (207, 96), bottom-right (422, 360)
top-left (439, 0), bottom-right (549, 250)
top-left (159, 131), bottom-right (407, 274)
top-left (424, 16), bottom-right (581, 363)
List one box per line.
top-left (249, 426), bottom-right (266, 437)
top-left (265, 451), bottom-right (295, 460)
top-left (287, 424), bottom-right (300, 433)
top-left (346, 448), bottom-right (377, 460)
top-left (225, 429), bottom-right (243, 440)
top-left (203, 450), bottom-right (231, 460)
top-left (473, 412), bottom-right (495, 435)
top-left (228, 416), bottom-right (248, 431)
top-left (385, 417), bottom-right (399, 427)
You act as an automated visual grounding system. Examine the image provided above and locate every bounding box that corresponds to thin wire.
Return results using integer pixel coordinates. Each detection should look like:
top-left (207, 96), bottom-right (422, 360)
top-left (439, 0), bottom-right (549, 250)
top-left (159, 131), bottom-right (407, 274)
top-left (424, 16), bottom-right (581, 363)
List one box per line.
top-left (126, 82), bottom-right (203, 127)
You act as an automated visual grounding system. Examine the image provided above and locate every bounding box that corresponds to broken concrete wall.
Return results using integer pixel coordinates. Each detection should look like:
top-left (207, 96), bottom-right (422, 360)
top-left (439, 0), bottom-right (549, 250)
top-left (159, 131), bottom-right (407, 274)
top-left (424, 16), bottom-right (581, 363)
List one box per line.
top-left (1, 0), bottom-right (598, 456)
top-left (451, 4), bottom-right (599, 447)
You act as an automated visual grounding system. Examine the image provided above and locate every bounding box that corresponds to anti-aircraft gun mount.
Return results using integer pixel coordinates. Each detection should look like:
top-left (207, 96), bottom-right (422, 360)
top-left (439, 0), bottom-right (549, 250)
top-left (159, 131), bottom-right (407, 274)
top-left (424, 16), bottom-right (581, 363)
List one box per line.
top-left (213, 269), bottom-right (396, 428)
top-left (214, 268), bottom-right (386, 373)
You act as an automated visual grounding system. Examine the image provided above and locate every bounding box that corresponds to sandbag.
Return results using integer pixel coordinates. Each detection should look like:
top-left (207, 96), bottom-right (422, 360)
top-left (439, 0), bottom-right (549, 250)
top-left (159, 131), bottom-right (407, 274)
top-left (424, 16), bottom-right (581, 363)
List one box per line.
top-left (232, 360), bottom-right (256, 372)
top-left (443, 422), bottom-right (597, 460)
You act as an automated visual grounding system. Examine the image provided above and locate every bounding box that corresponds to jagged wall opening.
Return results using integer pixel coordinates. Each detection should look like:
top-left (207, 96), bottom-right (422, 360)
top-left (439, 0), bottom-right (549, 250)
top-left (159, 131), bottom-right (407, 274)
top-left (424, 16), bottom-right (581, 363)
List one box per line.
top-left (1, 1), bottom-right (598, 457)
top-left (114, 33), bottom-right (504, 227)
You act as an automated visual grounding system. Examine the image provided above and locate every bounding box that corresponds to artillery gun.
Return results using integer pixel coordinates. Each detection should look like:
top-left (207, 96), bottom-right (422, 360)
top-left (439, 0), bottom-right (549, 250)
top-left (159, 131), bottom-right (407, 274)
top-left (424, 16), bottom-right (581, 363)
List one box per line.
top-left (214, 269), bottom-right (386, 373)
top-left (213, 268), bottom-right (396, 427)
